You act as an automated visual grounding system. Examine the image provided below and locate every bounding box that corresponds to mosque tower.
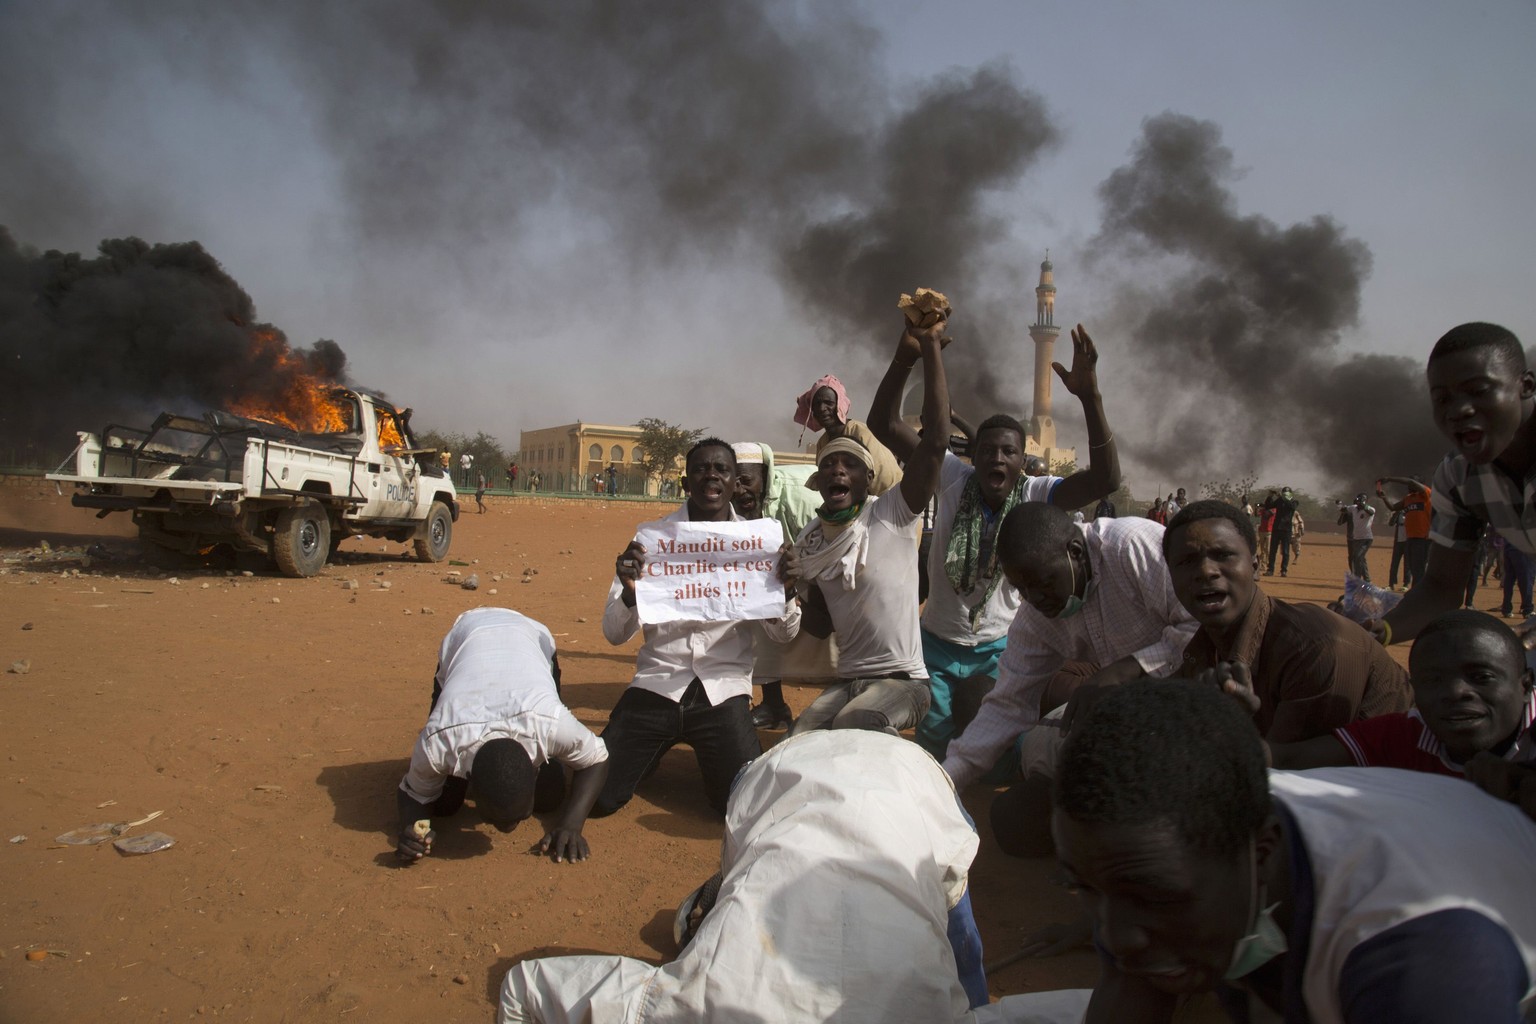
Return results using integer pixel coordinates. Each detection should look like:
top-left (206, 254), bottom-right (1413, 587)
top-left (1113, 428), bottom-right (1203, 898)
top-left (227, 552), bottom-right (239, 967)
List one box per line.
top-left (1028, 255), bottom-right (1060, 450)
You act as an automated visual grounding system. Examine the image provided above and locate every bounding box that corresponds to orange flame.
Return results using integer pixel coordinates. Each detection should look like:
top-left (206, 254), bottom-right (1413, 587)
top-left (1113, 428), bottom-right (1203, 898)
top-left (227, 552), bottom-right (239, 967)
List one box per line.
top-left (377, 411), bottom-right (405, 449)
top-left (227, 328), bottom-right (355, 434)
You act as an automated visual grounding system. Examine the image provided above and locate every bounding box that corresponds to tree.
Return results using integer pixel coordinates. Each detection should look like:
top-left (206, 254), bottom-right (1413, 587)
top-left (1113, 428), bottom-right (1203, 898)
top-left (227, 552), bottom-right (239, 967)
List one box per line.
top-left (413, 428), bottom-right (509, 485)
top-left (634, 418), bottom-right (703, 487)
top-left (1199, 474), bottom-right (1259, 507)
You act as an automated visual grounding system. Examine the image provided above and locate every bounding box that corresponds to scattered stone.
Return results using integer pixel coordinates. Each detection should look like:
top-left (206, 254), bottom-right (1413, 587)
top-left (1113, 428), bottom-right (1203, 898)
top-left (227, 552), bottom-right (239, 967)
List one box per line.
top-left (9, 835), bottom-right (25, 844)
top-left (421, 607), bottom-right (435, 615)
top-left (452, 974), bottom-right (469, 985)
top-left (341, 579), bottom-right (359, 591)
top-left (576, 617), bottom-right (588, 623)
top-left (8, 660), bottom-right (30, 675)
top-left (270, 598), bottom-right (281, 605)
top-left (20, 622), bottom-right (32, 631)
top-left (404, 608), bottom-right (413, 615)
top-left (200, 583), bottom-right (210, 590)
top-left (491, 574), bottom-right (502, 582)
top-left (253, 784), bottom-right (283, 793)
top-left (241, 571), bottom-right (254, 578)
top-left (460, 575), bottom-right (479, 591)
top-left (488, 588), bottom-right (498, 595)
top-left (167, 577), bottom-right (181, 586)
top-left (520, 577), bottom-right (532, 585)
top-left (378, 580), bottom-right (393, 590)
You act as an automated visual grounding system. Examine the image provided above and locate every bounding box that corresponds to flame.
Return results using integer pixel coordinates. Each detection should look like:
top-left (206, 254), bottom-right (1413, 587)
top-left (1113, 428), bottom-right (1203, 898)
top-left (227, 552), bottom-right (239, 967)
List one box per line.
top-left (227, 328), bottom-right (354, 433)
top-left (377, 411), bottom-right (405, 449)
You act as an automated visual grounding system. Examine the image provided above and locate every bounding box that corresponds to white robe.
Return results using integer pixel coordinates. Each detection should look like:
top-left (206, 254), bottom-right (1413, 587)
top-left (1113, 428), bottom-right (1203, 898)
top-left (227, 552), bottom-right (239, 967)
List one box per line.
top-left (499, 730), bottom-right (980, 1024)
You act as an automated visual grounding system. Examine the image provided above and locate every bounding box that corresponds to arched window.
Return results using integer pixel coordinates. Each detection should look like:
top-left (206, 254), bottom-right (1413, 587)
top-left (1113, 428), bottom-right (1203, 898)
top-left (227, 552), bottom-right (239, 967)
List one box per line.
top-left (589, 444), bottom-right (602, 460)
top-left (610, 444), bottom-right (624, 462)
top-left (632, 446), bottom-right (645, 465)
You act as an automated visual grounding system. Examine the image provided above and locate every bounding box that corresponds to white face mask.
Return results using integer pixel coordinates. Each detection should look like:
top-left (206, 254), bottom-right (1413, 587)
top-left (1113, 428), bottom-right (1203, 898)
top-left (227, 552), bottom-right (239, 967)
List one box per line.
top-left (1053, 549), bottom-right (1094, 619)
top-left (1224, 838), bottom-right (1288, 980)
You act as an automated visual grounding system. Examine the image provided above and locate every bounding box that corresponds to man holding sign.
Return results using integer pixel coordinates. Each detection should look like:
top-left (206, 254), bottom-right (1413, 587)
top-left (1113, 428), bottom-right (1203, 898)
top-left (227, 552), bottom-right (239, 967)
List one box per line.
top-left (596, 438), bottom-right (801, 818)
top-left (783, 314), bottom-right (952, 735)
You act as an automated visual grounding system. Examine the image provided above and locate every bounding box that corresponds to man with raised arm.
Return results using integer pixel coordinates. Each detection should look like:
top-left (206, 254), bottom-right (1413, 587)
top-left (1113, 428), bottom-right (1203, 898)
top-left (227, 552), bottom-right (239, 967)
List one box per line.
top-left (780, 317), bottom-right (952, 735)
top-left (868, 322), bottom-right (1120, 758)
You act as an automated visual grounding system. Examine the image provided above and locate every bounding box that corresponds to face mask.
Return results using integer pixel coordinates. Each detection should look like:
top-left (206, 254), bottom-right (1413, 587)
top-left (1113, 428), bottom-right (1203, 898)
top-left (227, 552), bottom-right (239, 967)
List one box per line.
top-left (1224, 838), bottom-right (1288, 980)
top-left (1053, 550), bottom-right (1095, 619)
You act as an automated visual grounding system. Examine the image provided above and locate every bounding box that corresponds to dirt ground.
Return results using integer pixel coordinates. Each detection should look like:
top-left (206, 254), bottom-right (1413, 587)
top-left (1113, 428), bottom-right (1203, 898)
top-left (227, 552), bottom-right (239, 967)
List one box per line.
top-left (0, 482), bottom-right (1415, 1023)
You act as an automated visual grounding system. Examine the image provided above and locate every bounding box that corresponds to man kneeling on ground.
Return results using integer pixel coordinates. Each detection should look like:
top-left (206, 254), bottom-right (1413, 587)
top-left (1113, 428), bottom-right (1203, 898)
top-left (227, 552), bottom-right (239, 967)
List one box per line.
top-left (499, 731), bottom-right (987, 1023)
top-left (395, 607), bottom-right (609, 864)
top-left (597, 438), bottom-right (801, 817)
top-left (780, 318), bottom-right (952, 735)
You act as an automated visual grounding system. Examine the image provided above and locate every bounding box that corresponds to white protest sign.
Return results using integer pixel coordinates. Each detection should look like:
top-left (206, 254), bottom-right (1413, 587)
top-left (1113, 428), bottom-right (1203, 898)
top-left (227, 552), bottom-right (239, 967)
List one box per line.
top-left (633, 519), bottom-right (787, 624)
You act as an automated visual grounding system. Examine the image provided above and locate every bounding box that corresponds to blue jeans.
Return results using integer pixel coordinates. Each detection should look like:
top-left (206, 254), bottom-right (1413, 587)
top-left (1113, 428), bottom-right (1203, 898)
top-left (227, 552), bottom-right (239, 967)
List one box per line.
top-left (916, 630), bottom-right (1007, 758)
top-left (593, 680), bottom-right (760, 817)
top-left (948, 887), bottom-right (988, 1009)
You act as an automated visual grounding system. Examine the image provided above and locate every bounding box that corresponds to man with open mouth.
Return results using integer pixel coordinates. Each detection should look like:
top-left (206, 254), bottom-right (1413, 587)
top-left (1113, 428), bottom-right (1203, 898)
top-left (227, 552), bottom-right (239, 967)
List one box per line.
top-left (1378, 323), bottom-right (1536, 661)
top-left (781, 316), bottom-right (952, 736)
top-left (594, 438), bottom-right (801, 818)
top-left (866, 321), bottom-right (1121, 763)
top-left (1167, 500), bottom-right (1410, 746)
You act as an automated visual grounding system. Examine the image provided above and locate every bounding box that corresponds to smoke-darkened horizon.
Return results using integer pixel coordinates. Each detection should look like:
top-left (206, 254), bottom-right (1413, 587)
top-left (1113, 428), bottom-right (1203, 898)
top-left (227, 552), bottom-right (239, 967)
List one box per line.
top-left (1087, 113), bottom-right (1446, 488)
top-left (1, 1), bottom-right (1512, 492)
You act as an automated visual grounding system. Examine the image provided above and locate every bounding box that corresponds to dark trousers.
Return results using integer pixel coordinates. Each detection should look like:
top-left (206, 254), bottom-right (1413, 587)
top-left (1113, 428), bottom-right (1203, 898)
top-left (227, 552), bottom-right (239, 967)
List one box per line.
top-left (1405, 537), bottom-right (1431, 585)
top-left (1389, 539), bottom-right (1410, 588)
top-left (1266, 530), bottom-right (1293, 574)
top-left (1503, 547), bottom-right (1535, 617)
top-left (1348, 539), bottom-right (1373, 582)
top-left (592, 679), bottom-right (760, 818)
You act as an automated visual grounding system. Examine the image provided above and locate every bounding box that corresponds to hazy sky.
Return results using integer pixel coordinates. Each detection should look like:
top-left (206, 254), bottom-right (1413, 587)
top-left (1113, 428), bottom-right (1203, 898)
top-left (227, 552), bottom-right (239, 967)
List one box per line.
top-left (4, 0), bottom-right (1532, 496)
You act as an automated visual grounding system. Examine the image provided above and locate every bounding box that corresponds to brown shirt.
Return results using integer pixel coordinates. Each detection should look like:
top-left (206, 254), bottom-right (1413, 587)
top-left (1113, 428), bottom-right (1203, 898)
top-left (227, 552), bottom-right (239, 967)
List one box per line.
top-left (1178, 590), bottom-right (1411, 743)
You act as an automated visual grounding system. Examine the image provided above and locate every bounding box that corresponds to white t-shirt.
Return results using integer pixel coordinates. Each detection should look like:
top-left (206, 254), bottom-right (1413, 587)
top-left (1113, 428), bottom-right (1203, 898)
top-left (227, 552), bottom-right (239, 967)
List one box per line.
top-left (813, 489), bottom-right (927, 679)
top-left (1349, 506), bottom-right (1376, 541)
top-left (400, 608), bottom-right (607, 805)
top-left (923, 452), bottom-right (1059, 645)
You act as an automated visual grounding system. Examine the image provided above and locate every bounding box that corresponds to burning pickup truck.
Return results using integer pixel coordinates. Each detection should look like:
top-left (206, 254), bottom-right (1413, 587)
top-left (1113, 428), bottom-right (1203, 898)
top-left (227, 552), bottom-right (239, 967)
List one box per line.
top-left (47, 387), bottom-right (459, 577)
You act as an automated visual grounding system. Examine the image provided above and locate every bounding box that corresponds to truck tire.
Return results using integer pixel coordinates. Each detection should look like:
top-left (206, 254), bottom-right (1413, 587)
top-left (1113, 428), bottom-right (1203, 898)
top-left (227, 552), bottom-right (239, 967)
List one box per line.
top-left (414, 501), bottom-right (453, 563)
top-left (273, 504), bottom-right (332, 577)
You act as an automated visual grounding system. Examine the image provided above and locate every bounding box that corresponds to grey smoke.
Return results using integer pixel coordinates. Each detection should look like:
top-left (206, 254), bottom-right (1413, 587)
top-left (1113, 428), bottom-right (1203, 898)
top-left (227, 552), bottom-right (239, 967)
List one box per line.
top-left (1, 0), bottom-right (1061, 441)
top-left (1090, 112), bottom-right (1444, 489)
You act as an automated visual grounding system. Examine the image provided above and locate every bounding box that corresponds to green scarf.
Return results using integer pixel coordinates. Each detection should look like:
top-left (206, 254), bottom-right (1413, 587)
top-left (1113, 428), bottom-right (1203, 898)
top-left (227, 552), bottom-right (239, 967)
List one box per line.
top-left (944, 477), bottom-right (1020, 630)
top-left (815, 501), bottom-right (864, 537)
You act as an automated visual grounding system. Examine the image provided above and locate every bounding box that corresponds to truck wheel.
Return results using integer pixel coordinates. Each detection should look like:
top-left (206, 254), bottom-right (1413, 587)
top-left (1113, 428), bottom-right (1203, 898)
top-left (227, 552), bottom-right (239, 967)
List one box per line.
top-left (414, 502), bottom-right (453, 563)
top-left (273, 504), bottom-right (332, 577)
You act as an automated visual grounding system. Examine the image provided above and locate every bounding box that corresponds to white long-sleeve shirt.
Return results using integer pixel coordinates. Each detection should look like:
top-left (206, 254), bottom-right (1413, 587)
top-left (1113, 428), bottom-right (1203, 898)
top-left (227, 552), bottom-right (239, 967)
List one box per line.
top-left (603, 505), bottom-right (800, 704)
top-left (942, 518), bottom-right (1197, 788)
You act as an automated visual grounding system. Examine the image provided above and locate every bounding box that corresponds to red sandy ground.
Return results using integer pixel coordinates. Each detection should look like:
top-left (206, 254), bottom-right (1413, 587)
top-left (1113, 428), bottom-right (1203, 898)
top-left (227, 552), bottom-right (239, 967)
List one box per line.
top-left (0, 483), bottom-right (1413, 1022)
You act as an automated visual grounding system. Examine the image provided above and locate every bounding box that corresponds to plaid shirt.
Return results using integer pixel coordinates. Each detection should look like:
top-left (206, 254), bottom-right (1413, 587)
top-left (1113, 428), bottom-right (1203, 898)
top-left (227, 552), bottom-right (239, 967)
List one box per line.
top-left (1430, 453), bottom-right (1536, 556)
top-left (941, 517), bottom-right (1198, 788)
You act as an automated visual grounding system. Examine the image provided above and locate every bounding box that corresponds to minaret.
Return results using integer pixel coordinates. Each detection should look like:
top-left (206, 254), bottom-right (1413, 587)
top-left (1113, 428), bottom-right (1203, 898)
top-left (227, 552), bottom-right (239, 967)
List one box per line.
top-left (1028, 255), bottom-right (1060, 450)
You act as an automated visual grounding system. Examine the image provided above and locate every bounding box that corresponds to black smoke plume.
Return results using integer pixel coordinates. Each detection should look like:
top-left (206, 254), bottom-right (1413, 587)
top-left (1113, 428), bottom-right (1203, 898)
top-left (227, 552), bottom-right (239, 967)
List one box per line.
top-left (0, 228), bottom-right (347, 455)
top-left (1, 1), bottom-right (1060, 427)
top-left (1090, 113), bottom-right (1444, 490)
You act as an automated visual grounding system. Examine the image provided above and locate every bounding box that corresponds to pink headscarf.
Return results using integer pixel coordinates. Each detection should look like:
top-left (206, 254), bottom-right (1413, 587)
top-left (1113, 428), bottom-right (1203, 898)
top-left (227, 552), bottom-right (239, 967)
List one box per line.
top-left (794, 374), bottom-right (851, 432)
